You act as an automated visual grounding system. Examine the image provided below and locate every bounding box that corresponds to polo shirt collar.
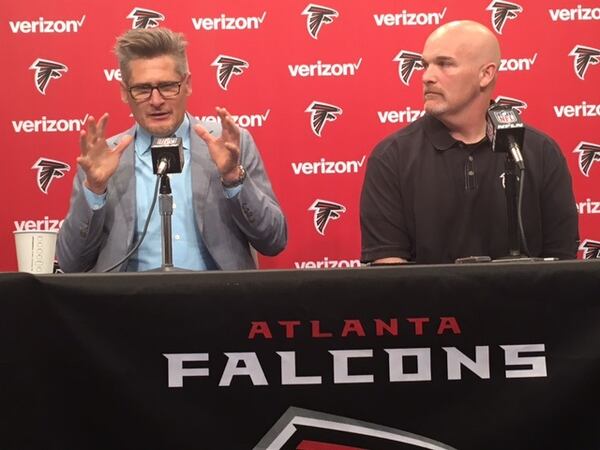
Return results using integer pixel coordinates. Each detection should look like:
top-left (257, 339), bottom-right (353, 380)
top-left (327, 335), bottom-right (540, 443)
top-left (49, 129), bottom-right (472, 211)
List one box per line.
top-left (424, 114), bottom-right (457, 151)
top-left (135, 113), bottom-right (191, 157)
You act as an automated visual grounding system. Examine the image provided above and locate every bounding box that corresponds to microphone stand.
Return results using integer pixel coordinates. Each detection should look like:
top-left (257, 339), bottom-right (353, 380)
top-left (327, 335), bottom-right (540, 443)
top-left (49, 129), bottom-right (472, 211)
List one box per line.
top-left (504, 155), bottom-right (521, 258)
top-left (148, 173), bottom-right (189, 272)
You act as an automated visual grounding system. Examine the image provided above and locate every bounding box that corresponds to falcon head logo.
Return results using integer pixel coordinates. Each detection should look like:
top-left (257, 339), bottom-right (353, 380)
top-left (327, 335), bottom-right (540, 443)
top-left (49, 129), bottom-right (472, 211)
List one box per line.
top-left (211, 55), bottom-right (249, 91)
top-left (29, 59), bottom-right (68, 95)
top-left (569, 45), bottom-right (600, 80)
top-left (574, 142), bottom-right (600, 177)
top-left (301, 4), bottom-right (339, 39)
top-left (126, 8), bottom-right (165, 29)
top-left (486, 1), bottom-right (523, 34)
top-left (309, 199), bottom-right (346, 235)
top-left (499, 172), bottom-right (520, 189)
top-left (393, 50), bottom-right (424, 86)
top-left (253, 407), bottom-right (458, 450)
top-left (32, 158), bottom-right (70, 194)
top-left (579, 239), bottom-right (600, 259)
top-left (494, 96), bottom-right (528, 113)
top-left (305, 101), bottom-right (343, 137)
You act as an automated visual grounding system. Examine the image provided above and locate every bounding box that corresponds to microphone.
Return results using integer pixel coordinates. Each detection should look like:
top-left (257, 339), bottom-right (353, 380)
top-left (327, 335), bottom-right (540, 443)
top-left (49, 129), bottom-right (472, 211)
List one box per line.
top-left (486, 103), bottom-right (525, 170)
top-left (151, 137), bottom-right (184, 176)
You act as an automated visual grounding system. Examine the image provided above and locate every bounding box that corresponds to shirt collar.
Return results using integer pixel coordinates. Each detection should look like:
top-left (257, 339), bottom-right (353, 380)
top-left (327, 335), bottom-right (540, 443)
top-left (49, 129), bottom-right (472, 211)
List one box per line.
top-left (135, 113), bottom-right (191, 156)
top-left (423, 114), bottom-right (457, 151)
top-left (424, 114), bottom-right (490, 151)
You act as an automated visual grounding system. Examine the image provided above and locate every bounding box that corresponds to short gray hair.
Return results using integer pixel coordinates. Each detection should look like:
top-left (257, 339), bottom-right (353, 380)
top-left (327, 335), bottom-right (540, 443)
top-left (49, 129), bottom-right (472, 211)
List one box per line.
top-left (114, 27), bottom-right (188, 84)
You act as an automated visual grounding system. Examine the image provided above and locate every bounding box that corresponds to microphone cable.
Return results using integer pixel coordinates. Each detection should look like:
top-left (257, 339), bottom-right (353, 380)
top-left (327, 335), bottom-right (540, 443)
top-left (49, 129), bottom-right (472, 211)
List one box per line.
top-left (102, 174), bottom-right (161, 273)
top-left (516, 166), bottom-right (531, 257)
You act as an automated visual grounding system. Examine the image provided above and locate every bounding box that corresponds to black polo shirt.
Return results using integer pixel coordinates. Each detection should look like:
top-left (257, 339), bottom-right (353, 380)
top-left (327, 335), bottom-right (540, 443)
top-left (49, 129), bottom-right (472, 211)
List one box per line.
top-left (360, 114), bottom-right (579, 264)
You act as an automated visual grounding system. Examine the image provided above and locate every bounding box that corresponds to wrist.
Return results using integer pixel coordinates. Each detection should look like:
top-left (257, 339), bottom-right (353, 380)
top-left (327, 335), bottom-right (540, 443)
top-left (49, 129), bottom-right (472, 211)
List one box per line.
top-left (84, 179), bottom-right (107, 195)
top-left (221, 165), bottom-right (246, 188)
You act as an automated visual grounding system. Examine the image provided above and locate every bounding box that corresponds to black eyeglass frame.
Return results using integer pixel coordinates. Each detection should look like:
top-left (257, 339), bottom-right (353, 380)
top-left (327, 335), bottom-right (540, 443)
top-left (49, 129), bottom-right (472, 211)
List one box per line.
top-left (127, 75), bottom-right (188, 102)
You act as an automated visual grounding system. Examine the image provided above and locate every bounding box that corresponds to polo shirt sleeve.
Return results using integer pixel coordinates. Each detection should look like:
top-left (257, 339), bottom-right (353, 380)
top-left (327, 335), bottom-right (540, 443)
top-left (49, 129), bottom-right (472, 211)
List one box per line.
top-left (360, 148), bottom-right (412, 263)
top-left (539, 137), bottom-right (579, 259)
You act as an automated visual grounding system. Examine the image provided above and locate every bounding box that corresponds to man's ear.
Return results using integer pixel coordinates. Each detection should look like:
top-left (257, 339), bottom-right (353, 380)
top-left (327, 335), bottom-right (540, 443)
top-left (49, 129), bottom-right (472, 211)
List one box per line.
top-left (480, 62), bottom-right (497, 89)
top-left (119, 82), bottom-right (129, 103)
top-left (185, 72), bottom-right (192, 97)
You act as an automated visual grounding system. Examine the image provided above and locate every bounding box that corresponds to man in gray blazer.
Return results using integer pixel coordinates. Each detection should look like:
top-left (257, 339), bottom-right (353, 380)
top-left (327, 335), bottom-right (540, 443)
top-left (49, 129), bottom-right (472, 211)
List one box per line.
top-left (57, 27), bottom-right (286, 272)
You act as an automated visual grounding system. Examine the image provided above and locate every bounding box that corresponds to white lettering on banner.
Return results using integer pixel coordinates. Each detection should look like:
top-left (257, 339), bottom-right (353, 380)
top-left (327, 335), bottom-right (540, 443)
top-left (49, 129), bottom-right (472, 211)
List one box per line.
top-left (164, 345), bottom-right (547, 387)
top-left (499, 53), bottom-right (538, 71)
top-left (553, 102), bottom-right (600, 118)
top-left (373, 8), bottom-right (447, 26)
top-left (549, 5), bottom-right (600, 21)
top-left (195, 110), bottom-right (270, 128)
top-left (294, 258), bottom-right (361, 269)
top-left (377, 108), bottom-right (425, 124)
top-left (191, 12), bottom-right (267, 30)
top-left (13, 216), bottom-right (64, 232)
top-left (9, 15), bottom-right (86, 33)
top-left (288, 59), bottom-right (363, 77)
top-left (291, 156), bottom-right (366, 175)
top-left (577, 199), bottom-right (600, 214)
top-left (12, 114), bottom-right (89, 133)
top-left (103, 69), bottom-right (122, 82)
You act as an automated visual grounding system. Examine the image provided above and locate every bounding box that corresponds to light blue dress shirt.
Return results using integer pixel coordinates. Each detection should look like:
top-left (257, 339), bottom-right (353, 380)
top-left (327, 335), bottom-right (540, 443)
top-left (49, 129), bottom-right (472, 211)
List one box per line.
top-left (83, 114), bottom-right (241, 271)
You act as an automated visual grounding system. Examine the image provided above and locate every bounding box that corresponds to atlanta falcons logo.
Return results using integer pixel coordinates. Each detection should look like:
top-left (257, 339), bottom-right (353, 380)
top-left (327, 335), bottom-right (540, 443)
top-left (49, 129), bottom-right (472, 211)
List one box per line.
top-left (579, 239), bottom-right (600, 259)
top-left (301, 4), bottom-right (339, 39)
top-left (211, 55), bottom-right (249, 90)
top-left (499, 172), bottom-right (520, 189)
top-left (494, 96), bottom-right (527, 113)
top-left (309, 199), bottom-right (346, 235)
top-left (126, 7), bottom-right (165, 29)
top-left (393, 50), bottom-right (424, 86)
top-left (569, 45), bottom-right (600, 80)
top-left (574, 142), bottom-right (600, 177)
top-left (29, 58), bottom-right (67, 95)
top-left (305, 101), bottom-right (343, 137)
top-left (32, 158), bottom-right (70, 194)
top-left (486, 1), bottom-right (523, 34)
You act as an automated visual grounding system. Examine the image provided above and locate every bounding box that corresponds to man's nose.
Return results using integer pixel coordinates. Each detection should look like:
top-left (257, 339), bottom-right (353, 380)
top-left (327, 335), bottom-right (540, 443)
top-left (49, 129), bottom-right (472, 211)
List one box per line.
top-left (422, 64), bottom-right (435, 84)
top-left (149, 88), bottom-right (165, 106)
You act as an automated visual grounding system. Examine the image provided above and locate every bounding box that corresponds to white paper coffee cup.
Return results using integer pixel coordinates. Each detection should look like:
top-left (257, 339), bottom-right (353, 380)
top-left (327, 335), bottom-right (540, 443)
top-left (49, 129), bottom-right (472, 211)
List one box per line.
top-left (13, 230), bottom-right (58, 274)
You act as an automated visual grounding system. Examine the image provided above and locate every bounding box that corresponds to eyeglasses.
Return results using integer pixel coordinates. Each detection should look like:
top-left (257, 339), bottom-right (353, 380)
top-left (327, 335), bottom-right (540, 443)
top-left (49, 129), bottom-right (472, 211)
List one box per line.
top-left (127, 76), bottom-right (186, 101)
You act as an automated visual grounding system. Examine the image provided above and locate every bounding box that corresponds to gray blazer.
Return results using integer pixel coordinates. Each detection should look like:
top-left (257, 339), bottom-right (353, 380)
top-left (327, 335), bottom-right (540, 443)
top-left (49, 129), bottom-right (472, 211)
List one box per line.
top-left (56, 116), bottom-right (287, 272)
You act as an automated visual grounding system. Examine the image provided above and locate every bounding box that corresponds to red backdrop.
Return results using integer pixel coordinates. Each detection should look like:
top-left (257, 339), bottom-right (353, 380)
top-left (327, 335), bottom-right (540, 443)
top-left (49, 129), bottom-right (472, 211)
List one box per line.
top-left (2, 0), bottom-right (599, 271)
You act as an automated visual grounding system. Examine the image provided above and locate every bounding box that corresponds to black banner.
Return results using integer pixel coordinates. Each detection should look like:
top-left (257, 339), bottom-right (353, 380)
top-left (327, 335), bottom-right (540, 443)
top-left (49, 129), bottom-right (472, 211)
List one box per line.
top-left (2, 261), bottom-right (600, 449)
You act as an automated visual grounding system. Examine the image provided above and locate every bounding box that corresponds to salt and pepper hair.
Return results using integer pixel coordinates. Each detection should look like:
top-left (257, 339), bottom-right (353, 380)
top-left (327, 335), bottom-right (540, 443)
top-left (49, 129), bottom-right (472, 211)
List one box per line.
top-left (114, 27), bottom-right (189, 84)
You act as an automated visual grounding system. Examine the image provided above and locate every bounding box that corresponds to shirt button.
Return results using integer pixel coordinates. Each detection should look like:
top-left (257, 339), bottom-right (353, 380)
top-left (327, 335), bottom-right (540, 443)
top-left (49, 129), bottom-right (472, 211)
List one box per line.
top-left (468, 156), bottom-right (474, 161)
top-left (174, 235), bottom-right (181, 240)
top-left (468, 170), bottom-right (475, 176)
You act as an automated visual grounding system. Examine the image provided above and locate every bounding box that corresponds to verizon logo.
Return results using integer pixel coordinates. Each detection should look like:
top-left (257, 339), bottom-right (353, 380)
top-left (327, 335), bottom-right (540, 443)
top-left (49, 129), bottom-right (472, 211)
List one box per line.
top-left (499, 53), bottom-right (538, 71)
top-left (294, 257), bottom-right (361, 269)
top-left (12, 114), bottom-right (89, 133)
top-left (578, 199), bottom-right (600, 214)
top-left (374, 8), bottom-right (447, 26)
top-left (14, 216), bottom-right (64, 232)
top-left (549, 5), bottom-right (600, 21)
top-left (9, 15), bottom-right (86, 33)
top-left (553, 101), bottom-right (599, 118)
top-left (288, 58), bottom-right (362, 77)
top-left (103, 68), bottom-right (121, 82)
top-left (195, 109), bottom-right (270, 128)
top-left (291, 156), bottom-right (366, 175)
top-left (377, 107), bottom-right (425, 124)
top-left (191, 12), bottom-right (267, 30)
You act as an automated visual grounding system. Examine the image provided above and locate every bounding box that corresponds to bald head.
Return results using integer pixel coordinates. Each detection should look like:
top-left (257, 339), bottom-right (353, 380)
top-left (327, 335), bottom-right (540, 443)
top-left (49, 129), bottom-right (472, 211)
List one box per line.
top-left (425, 20), bottom-right (501, 70)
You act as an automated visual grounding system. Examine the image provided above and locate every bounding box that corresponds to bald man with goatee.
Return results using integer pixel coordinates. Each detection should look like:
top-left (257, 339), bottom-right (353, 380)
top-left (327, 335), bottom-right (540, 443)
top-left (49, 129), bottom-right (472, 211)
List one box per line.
top-left (360, 20), bottom-right (578, 265)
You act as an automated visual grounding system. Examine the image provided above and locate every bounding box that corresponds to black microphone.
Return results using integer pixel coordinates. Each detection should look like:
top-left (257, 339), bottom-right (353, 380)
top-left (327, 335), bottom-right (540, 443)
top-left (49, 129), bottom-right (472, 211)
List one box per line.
top-left (486, 103), bottom-right (525, 170)
top-left (150, 137), bottom-right (184, 176)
